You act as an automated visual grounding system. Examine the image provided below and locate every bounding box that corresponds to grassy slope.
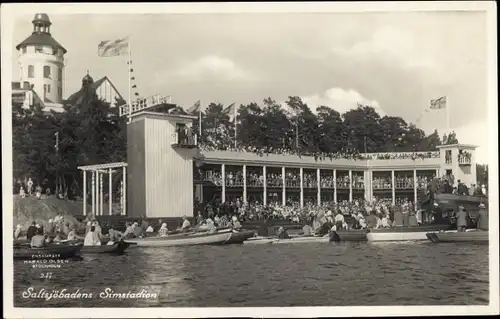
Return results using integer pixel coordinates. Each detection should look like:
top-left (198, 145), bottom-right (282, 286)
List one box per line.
top-left (13, 195), bottom-right (88, 231)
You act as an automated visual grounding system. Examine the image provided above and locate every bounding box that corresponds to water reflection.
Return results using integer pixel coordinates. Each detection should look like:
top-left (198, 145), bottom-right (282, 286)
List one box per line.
top-left (14, 243), bottom-right (489, 307)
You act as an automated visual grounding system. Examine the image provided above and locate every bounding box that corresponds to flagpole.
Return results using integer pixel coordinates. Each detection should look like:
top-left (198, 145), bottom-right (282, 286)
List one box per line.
top-left (234, 103), bottom-right (237, 149)
top-left (199, 100), bottom-right (202, 140)
top-left (446, 95), bottom-right (450, 133)
top-left (128, 41), bottom-right (132, 123)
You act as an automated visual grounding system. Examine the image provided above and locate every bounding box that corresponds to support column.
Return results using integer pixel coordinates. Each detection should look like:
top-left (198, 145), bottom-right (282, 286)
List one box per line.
top-left (93, 172), bottom-right (97, 216)
top-left (83, 170), bottom-right (87, 216)
top-left (368, 170), bottom-right (373, 203)
top-left (243, 165), bottom-right (247, 203)
top-left (391, 170), bottom-right (396, 205)
top-left (120, 181), bottom-right (124, 216)
top-left (333, 169), bottom-right (337, 203)
top-left (263, 166), bottom-right (267, 206)
top-left (317, 168), bottom-right (321, 206)
top-left (122, 166), bottom-right (127, 216)
top-left (413, 169), bottom-right (418, 205)
top-left (109, 168), bottom-right (113, 216)
top-left (299, 167), bottom-right (304, 208)
top-left (349, 170), bottom-right (353, 202)
top-left (221, 164), bottom-right (226, 203)
top-left (282, 166), bottom-right (286, 206)
top-left (100, 173), bottom-right (104, 216)
top-left (435, 168), bottom-right (439, 178)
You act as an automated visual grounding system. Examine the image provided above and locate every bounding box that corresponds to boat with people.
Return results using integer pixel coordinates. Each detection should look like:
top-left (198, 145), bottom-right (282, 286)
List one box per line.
top-left (80, 240), bottom-right (131, 254)
top-left (426, 230), bottom-right (489, 244)
top-left (124, 229), bottom-right (235, 247)
top-left (13, 243), bottom-right (83, 260)
top-left (222, 229), bottom-right (256, 244)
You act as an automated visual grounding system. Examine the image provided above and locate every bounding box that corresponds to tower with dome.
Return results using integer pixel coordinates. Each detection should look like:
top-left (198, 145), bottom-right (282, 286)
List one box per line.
top-left (15, 13), bottom-right (66, 111)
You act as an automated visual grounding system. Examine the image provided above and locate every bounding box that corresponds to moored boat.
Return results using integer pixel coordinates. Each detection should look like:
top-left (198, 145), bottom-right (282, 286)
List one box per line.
top-left (426, 230), bottom-right (488, 243)
top-left (124, 230), bottom-right (233, 247)
top-left (221, 229), bottom-right (255, 244)
top-left (80, 241), bottom-right (131, 254)
top-left (366, 224), bottom-right (452, 242)
top-left (333, 229), bottom-right (368, 242)
top-left (243, 235), bottom-right (330, 245)
top-left (14, 243), bottom-right (83, 260)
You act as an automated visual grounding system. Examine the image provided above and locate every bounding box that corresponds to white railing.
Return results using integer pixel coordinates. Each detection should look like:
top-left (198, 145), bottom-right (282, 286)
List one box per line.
top-left (119, 94), bottom-right (172, 117)
top-left (361, 151), bottom-right (440, 160)
top-left (458, 155), bottom-right (472, 165)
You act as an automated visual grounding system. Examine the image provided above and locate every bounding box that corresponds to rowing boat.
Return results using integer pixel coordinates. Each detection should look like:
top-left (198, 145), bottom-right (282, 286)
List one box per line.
top-left (333, 229), bottom-right (368, 242)
top-left (243, 235), bottom-right (330, 245)
top-left (80, 241), bottom-right (131, 254)
top-left (426, 230), bottom-right (488, 243)
top-left (366, 224), bottom-right (452, 242)
top-left (221, 230), bottom-right (255, 244)
top-left (124, 230), bottom-right (233, 247)
top-left (14, 243), bottom-right (83, 260)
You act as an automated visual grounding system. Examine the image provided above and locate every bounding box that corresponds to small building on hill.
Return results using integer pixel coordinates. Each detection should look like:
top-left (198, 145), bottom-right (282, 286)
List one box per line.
top-left (65, 72), bottom-right (125, 108)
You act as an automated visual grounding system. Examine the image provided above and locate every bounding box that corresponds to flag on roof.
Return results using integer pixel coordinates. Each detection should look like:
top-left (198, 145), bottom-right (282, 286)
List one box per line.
top-left (186, 100), bottom-right (201, 114)
top-left (430, 96), bottom-right (447, 109)
top-left (98, 37), bottom-right (129, 57)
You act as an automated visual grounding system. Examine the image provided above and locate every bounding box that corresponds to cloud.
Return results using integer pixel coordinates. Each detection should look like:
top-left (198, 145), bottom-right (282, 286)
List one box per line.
top-left (301, 87), bottom-right (386, 116)
top-left (175, 55), bottom-right (251, 82)
top-left (332, 27), bottom-right (437, 70)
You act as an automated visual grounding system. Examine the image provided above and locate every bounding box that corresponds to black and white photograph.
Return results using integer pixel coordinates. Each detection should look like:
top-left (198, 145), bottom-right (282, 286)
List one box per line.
top-left (2, 2), bottom-right (498, 318)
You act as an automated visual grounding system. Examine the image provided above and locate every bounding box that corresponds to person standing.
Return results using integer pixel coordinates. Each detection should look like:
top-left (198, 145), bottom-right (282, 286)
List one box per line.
top-left (27, 178), bottom-right (33, 196)
top-left (456, 206), bottom-right (469, 232)
top-left (26, 222), bottom-right (37, 240)
top-left (476, 203), bottom-right (489, 231)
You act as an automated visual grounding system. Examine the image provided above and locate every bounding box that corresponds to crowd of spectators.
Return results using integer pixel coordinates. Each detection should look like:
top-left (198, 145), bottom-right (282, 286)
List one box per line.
top-left (200, 143), bottom-right (440, 162)
top-left (196, 196), bottom-right (420, 225)
top-left (204, 170), bottom-right (436, 191)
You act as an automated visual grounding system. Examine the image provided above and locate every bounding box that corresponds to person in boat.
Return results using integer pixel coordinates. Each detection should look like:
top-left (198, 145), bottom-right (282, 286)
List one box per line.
top-left (122, 222), bottom-right (135, 239)
top-left (366, 211), bottom-right (378, 229)
top-left (30, 228), bottom-right (46, 248)
top-left (53, 232), bottom-right (64, 243)
top-left (232, 216), bottom-right (242, 230)
top-left (334, 212), bottom-right (345, 231)
top-left (26, 222), bottom-right (36, 240)
top-left (84, 226), bottom-right (102, 246)
top-left (67, 226), bottom-right (83, 242)
top-left (133, 222), bottom-right (144, 238)
top-left (180, 216), bottom-right (192, 232)
top-left (476, 203), bottom-right (488, 231)
top-left (46, 219), bottom-right (55, 236)
top-left (456, 205), bottom-right (469, 232)
top-left (107, 227), bottom-right (124, 244)
top-left (205, 218), bottom-right (217, 234)
top-left (158, 223), bottom-right (169, 237)
top-left (277, 226), bottom-right (290, 239)
top-left (380, 214), bottom-right (392, 228)
top-left (14, 224), bottom-right (23, 240)
top-left (302, 223), bottom-right (313, 236)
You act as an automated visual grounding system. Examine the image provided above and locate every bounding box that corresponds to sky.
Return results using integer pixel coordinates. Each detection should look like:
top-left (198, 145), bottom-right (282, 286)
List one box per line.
top-left (10, 8), bottom-right (492, 163)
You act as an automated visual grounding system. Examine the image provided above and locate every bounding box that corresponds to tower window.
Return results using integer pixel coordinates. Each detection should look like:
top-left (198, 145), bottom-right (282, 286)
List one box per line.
top-left (52, 47), bottom-right (57, 55)
top-left (28, 65), bottom-right (34, 78)
top-left (58, 67), bottom-right (63, 81)
top-left (22, 46), bottom-right (27, 54)
top-left (35, 46), bottom-right (43, 53)
top-left (43, 66), bottom-right (51, 78)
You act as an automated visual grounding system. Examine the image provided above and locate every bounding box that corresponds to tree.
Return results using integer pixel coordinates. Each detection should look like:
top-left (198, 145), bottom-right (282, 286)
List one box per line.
top-left (342, 104), bottom-right (384, 152)
top-left (316, 106), bottom-right (345, 153)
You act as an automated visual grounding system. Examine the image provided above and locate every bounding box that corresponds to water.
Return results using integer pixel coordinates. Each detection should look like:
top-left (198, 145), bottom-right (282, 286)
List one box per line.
top-left (14, 242), bottom-right (489, 307)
